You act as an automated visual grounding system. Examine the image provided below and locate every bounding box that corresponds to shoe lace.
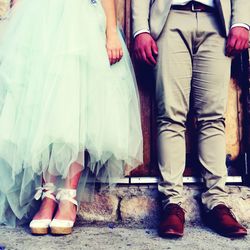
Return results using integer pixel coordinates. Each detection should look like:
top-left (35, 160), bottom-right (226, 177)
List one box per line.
top-left (34, 183), bottom-right (56, 201)
top-left (56, 188), bottom-right (78, 211)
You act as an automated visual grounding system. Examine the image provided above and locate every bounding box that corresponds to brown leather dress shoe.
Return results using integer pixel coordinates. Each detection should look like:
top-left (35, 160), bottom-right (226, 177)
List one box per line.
top-left (206, 204), bottom-right (248, 237)
top-left (158, 203), bottom-right (185, 238)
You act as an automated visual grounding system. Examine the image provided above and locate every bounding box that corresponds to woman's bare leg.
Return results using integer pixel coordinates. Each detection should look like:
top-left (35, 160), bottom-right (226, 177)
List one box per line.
top-left (32, 174), bottom-right (57, 220)
top-left (53, 161), bottom-right (83, 221)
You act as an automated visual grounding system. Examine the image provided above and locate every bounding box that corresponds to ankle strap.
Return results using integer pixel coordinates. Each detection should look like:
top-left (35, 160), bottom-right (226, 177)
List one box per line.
top-left (56, 188), bottom-right (78, 209)
top-left (34, 183), bottom-right (57, 202)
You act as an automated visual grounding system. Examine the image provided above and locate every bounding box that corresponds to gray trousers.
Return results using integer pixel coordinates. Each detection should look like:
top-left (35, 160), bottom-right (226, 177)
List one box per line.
top-left (155, 10), bottom-right (231, 210)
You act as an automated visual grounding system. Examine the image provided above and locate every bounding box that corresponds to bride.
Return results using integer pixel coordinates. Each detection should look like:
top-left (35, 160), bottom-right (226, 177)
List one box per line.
top-left (0, 0), bottom-right (143, 235)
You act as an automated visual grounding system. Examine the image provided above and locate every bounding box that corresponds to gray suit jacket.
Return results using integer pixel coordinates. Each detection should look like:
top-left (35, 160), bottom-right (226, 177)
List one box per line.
top-left (132, 0), bottom-right (250, 39)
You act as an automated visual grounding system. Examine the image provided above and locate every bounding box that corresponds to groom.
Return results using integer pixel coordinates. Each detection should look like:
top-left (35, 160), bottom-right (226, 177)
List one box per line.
top-left (132, 0), bottom-right (249, 237)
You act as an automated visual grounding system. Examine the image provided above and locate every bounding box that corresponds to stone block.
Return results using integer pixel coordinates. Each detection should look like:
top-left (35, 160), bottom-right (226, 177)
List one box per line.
top-left (120, 195), bottom-right (160, 228)
top-left (78, 193), bottom-right (119, 223)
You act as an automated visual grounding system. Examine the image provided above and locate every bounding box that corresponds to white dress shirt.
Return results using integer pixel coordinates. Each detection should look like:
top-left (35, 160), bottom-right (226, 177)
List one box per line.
top-left (134, 0), bottom-right (249, 37)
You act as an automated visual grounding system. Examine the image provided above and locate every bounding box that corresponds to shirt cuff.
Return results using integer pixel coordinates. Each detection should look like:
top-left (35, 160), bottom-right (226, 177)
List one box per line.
top-left (231, 23), bottom-right (249, 30)
top-left (134, 29), bottom-right (150, 38)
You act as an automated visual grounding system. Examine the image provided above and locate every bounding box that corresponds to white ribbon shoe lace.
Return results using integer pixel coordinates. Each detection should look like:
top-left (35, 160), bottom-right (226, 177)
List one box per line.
top-left (34, 182), bottom-right (57, 202)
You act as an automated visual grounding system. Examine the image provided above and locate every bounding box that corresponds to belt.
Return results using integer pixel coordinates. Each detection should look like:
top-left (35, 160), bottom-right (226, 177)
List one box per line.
top-left (171, 1), bottom-right (215, 12)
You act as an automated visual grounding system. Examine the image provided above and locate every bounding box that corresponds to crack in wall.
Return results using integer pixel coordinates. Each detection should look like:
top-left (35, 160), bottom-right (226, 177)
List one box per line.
top-left (116, 196), bottom-right (123, 221)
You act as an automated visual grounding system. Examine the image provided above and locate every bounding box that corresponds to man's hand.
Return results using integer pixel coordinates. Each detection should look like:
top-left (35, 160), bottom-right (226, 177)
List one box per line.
top-left (134, 33), bottom-right (158, 66)
top-left (226, 27), bottom-right (249, 56)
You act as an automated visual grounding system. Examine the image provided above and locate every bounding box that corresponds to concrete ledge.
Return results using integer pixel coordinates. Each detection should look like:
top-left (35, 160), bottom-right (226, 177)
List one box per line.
top-left (77, 185), bottom-right (250, 228)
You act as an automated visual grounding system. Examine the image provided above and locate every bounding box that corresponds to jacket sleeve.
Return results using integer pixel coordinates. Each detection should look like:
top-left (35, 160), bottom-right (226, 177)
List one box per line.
top-left (131, 0), bottom-right (151, 36)
top-left (231, 0), bottom-right (250, 27)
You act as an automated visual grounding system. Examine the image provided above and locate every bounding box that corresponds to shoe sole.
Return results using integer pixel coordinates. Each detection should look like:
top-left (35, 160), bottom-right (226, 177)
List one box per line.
top-left (30, 227), bottom-right (48, 235)
top-left (50, 227), bottom-right (73, 235)
top-left (206, 223), bottom-right (248, 238)
top-left (219, 231), bottom-right (248, 238)
top-left (159, 230), bottom-right (184, 238)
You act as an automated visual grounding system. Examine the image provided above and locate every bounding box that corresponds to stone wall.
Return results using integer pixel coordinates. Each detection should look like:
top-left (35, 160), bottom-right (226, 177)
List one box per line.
top-left (77, 185), bottom-right (250, 228)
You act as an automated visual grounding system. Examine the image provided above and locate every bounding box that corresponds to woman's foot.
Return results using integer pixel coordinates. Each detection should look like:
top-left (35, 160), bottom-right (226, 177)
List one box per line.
top-left (30, 183), bottom-right (57, 235)
top-left (50, 189), bottom-right (78, 235)
top-left (53, 200), bottom-right (77, 222)
top-left (32, 197), bottom-right (57, 221)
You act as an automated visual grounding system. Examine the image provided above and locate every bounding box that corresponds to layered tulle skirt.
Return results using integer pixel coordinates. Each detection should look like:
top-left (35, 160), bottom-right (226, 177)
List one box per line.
top-left (0, 0), bottom-right (143, 226)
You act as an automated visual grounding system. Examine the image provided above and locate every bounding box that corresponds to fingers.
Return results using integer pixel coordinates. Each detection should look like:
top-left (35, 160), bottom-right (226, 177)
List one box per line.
top-left (136, 47), bottom-right (157, 66)
top-left (235, 39), bottom-right (245, 52)
top-left (243, 40), bottom-right (249, 50)
top-left (106, 34), bottom-right (123, 65)
top-left (135, 47), bottom-right (152, 65)
top-left (134, 34), bottom-right (158, 66)
top-left (119, 48), bottom-right (124, 60)
top-left (141, 50), bottom-right (153, 65)
top-left (151, 40), bottom-right (159, 57)
top-left (107, 49), bottom-right (113, 64)
top-left (145, 46), bottom-right (157, 65)
top-left (108, 48), bottom-right (123, 65)
top-left (111, 49), bottom-right (118, 65)
top-left (134, 48), bottom-right (141, 61)
top-left (227, 37), bottom-right (248, 56)
top-left (226, 27), bottom-right (249, 57)
top-left (228, 38), bottom-right (246, 56)
top-left (226, 35), bottom-right (237, 56)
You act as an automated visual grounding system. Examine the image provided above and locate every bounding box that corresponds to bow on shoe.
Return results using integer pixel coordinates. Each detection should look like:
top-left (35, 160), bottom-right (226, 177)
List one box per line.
top-left (56, 188), bottom-right (78, 210)
top-left (34, 183), bottom-right (57, 201)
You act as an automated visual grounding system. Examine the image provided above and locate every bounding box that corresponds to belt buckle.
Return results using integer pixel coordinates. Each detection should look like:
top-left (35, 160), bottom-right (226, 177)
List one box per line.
top-left (191, 2), bottom-right (203, 12)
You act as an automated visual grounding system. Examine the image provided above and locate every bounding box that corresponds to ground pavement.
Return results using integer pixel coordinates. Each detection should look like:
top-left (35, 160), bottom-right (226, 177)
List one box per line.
top-left (0, 224), bottom-right (250, 250)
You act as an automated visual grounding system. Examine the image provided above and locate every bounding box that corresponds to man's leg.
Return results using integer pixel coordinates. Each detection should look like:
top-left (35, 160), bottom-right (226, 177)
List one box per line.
top-left (191, 12), bottom-right (231, 210)
top-left (156, 10), bottom-right (203, 238)
top-left (156, 10), bottom-right (194, 209)
top-left (192, 11), bottom-right (247, 237)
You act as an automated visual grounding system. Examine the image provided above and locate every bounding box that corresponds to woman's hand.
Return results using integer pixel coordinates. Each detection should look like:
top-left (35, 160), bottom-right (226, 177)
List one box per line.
top-left (106, 31), bottom-right (123, 65)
